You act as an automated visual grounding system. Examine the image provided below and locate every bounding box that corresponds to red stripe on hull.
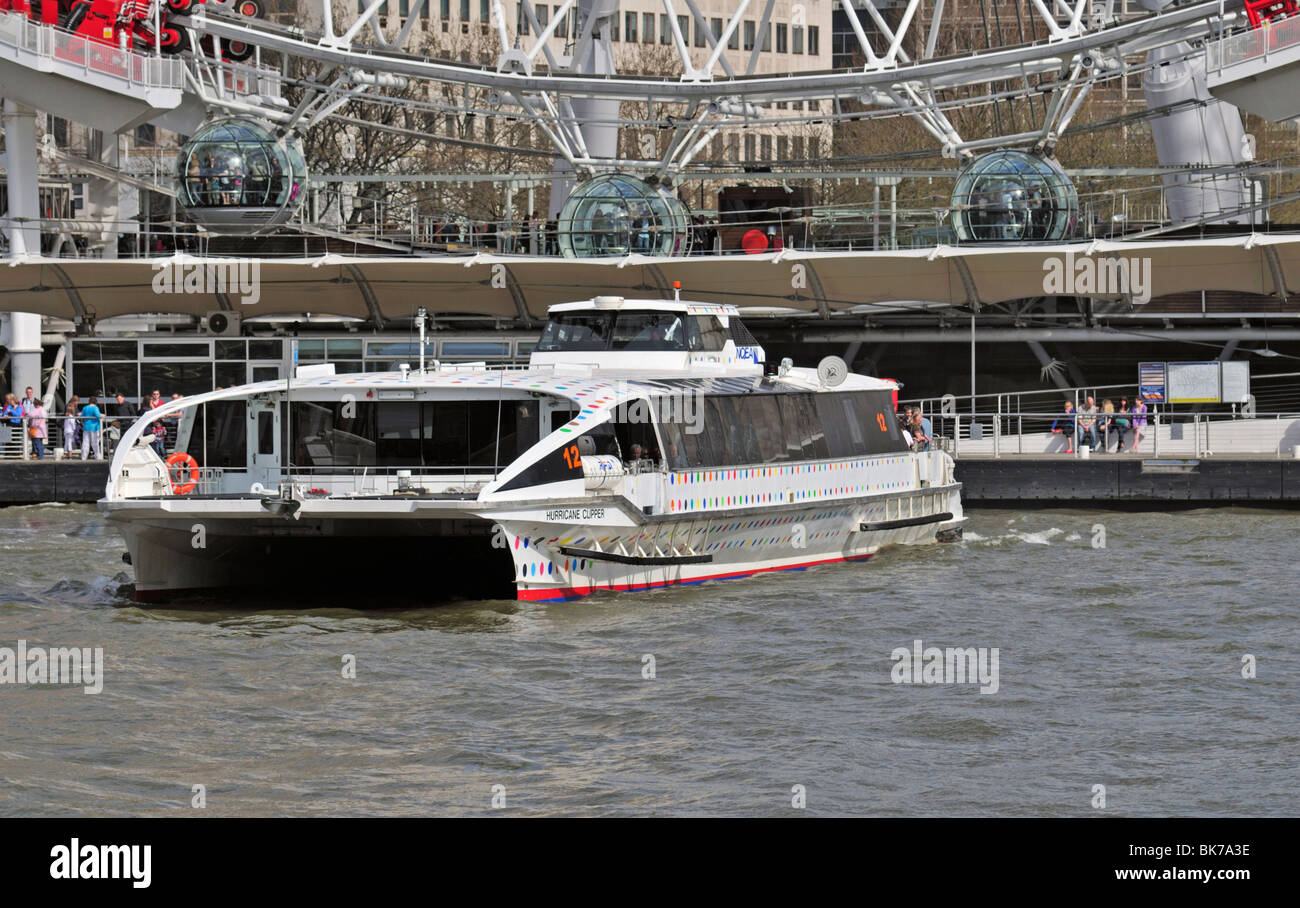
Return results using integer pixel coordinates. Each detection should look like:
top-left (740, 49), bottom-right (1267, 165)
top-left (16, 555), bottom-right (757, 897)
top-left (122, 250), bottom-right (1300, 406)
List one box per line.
top-left (516, 552), bottom-right (875, 602)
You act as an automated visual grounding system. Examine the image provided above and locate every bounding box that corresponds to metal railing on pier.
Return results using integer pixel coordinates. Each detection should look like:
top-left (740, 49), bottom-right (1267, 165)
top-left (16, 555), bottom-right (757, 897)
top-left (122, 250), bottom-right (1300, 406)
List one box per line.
top-left (901, 409), bottom-right (1300, 459)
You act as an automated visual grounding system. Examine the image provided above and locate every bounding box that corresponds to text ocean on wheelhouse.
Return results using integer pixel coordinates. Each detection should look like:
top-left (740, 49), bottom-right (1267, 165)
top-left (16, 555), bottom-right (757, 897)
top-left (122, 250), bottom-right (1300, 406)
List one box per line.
top-left (100, 294), bottom-right (966, 602)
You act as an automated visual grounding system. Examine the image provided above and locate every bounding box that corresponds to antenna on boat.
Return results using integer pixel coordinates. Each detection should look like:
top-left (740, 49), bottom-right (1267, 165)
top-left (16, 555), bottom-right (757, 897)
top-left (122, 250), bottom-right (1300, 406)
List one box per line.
top-left (673, 280), bottom-right (681, 301)
top-left (817, 356), bottom-right (848, 388)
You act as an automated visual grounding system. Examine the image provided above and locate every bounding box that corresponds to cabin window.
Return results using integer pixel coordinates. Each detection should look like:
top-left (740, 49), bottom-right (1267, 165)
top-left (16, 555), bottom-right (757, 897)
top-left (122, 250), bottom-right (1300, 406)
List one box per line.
top-left (285, 400), bottom-right (527, 470)
top-left (610, 313), bottom-right (687, 351)
top-left (536, 313), bottom-right (612, 352)
top-left (611, 399), bottom-right (662, 462)
top-left (688, 316), bottom-right (727, 351)
top-left (257, 411), bottom-right (276, 455)
top-left (659, 390), bottom-right (905, 469)
top-left (206, 401), bottom-right (247, 468)
top-left (535, 310), bottom-right (696, 353)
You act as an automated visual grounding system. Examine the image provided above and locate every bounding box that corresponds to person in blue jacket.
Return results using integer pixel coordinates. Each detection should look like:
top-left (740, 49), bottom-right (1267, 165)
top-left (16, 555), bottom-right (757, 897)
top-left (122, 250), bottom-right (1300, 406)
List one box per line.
top-left (1051, 400), bottom-right (1078, 454)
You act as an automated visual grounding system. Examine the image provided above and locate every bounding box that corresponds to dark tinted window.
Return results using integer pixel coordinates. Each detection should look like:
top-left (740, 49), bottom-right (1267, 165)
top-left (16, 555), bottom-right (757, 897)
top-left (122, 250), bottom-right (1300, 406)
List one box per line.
top-left (204, 401), bottom-right (246, 468)
top-left (287, 400), bottom-right (525, 470)
top-left (688, 316), bottom-right (727, 351)
top-left (611, 312), bottom-right (687, 351)
top-left (140, 362), bottom-right (212, 397)
top-left (660, 390), bottom-right (906, 468)
top-left (535, 313), bottom-right (611, 352)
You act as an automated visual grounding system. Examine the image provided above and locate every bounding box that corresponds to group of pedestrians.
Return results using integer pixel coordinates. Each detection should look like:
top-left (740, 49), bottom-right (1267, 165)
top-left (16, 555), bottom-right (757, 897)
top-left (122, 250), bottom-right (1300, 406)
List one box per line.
top-left (1051, 395), bottom-right (1148, 454)
top-left (2, 388), bottom-right (52, 459)
top-left (3, 388), bottom-right (173, 460)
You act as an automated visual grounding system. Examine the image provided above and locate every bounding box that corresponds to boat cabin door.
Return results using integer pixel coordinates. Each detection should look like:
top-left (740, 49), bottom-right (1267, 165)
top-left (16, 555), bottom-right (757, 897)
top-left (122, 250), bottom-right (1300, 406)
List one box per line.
top-left (246, 395), bottom-right (281, 491)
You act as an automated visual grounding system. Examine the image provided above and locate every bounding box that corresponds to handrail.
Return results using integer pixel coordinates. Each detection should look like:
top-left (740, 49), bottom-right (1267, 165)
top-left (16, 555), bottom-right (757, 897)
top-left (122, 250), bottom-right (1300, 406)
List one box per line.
top-left (911, 408), bottom-right (1300, 459)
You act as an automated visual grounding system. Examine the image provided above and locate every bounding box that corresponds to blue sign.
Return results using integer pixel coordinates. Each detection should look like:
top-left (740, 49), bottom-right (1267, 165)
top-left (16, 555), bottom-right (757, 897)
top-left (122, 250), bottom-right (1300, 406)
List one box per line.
top-left (1139, 361), bottom-right (1166, 403)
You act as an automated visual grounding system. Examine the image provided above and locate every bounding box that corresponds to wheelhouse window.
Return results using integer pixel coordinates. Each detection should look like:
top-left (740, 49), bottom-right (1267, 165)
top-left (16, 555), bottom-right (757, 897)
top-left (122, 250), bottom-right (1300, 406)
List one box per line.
top-left (536, 313), bottom-right (612, 352)
top-left (610, 313), bottom-right (686, 351)
top-left (535, 310), bottom-right (691, 353)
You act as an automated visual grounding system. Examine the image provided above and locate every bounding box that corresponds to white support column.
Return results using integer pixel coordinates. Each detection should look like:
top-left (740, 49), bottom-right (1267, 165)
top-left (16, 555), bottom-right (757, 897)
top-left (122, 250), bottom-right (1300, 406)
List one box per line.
top-left (1, 100), bottom-right (44, 397)
top-left (2, 100), bottom-right (41, 257)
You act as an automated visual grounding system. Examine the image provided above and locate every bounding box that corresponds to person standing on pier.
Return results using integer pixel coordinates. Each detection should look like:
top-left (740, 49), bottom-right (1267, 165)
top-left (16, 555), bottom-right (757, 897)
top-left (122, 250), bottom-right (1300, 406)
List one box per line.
top-left (1130, 398), bottom-right (1149, 453)
top-left (61, 405), bottom-right (79, 458)
top-left (27, 398), bottom-right (47, 460)
top-left (80, 396), bottom-right (104, 461)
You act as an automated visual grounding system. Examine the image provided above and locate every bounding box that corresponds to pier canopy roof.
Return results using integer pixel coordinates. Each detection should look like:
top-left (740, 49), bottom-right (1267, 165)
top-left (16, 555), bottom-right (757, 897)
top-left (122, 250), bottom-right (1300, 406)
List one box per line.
top-left (1, 235), bottom-right (1298, 324)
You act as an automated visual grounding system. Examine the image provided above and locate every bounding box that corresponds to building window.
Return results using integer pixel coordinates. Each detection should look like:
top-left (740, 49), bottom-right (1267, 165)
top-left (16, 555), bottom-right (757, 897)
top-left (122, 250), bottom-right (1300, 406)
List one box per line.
top-left (459, 0), bottom-right (468, 19)
top-left (809, 25), bottom-right (820, 56)
top-left (694, 17), bottom-right (706, 47)
top-left (517, 2), bottom-right (527, 33)
top-left (743, 20), bottom-right (755, 51)
top-left (728, 133), bottom-right (740, 161)
top-left (610, 13), bottom-right (618, 40)
top-left (712, 17), bottom-right (723, 46)
top-left (536, 4), bottom-right (547, 28)
top-left (659, 14), bottom-right (669, 44)
top-left (776, 23), bottom-right (787, 53)
top-left (792, 136), bottom-right (804, 158)
top-left (677, 15), bottom-right (689, 45)
top-left (728, 21), bottom-right (739, 49)
top-left (777, 135), bottom-right (788, 159)
top-left (643, 12), bottom-right (654, 43)
top-left (744, 133), bottom-right (756, 160)
top-left (760, 134), bottom-right (772, 160)
top-left (556, 6), bottom-right (567, 38)
top-left (440, 0), bottom-right (449, 19)
top-left (480, 0), bottom-right (488, 20)
top-left (625, 11), bottom-right (636, 42)
top-left (760, 22), bottom-right (770, 52)
top-left (792, 25), bottom-right (804, 54)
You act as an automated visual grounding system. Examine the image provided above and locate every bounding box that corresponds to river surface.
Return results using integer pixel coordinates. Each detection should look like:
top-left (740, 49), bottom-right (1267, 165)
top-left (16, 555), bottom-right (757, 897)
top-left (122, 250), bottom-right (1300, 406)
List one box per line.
top-left (0, 503), bottom-right (1295, 817)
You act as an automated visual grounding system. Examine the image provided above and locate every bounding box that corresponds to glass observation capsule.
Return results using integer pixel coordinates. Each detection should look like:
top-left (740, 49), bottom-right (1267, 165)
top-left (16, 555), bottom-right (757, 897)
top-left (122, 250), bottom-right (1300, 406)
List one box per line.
top-left (175, 118), bottom-right (308, 235)
top-left (950, 150), bottom-right (1078, 243)
top-left (557, 174), bottom-right (691, 258)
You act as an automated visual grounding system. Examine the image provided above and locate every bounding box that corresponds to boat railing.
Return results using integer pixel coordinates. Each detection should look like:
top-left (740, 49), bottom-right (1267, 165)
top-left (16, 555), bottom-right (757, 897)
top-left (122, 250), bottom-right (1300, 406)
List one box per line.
top-left (133, 465), bottom-right (496, 498)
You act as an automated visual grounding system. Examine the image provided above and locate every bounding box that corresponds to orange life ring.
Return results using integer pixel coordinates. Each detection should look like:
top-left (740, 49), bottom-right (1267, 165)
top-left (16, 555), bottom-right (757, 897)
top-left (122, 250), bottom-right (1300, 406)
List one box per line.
top-left (165, 452), bottom-right (200, 494)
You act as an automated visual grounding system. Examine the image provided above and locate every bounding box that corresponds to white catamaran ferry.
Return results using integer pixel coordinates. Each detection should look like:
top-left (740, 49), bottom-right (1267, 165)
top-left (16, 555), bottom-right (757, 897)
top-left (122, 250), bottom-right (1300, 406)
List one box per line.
top-left (101, 295), bottom-right (965, 602)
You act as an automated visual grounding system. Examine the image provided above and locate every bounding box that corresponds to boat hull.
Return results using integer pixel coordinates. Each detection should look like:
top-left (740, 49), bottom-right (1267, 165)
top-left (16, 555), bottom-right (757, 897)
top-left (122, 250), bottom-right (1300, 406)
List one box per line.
top-left (498, 491), bottom-right (963, 602)
top-left (104, 483), bottom-right (962, 604)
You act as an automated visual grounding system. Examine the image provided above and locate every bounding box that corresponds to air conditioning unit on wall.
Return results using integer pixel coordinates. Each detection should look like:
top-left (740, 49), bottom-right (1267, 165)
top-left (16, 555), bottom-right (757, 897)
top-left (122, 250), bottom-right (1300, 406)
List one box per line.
top-left (203, 311), bottom-right (241, 336)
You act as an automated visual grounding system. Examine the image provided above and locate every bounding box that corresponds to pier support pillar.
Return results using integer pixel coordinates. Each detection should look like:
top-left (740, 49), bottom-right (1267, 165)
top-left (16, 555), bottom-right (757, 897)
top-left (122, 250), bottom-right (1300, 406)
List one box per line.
top-left (1, 100), bottom-right (44, 397)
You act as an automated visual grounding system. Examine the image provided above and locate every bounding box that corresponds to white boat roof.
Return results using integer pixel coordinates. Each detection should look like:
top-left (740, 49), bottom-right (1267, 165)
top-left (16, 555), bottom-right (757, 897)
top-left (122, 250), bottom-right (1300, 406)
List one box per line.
top-left (548, 296), bottom-right (741, 317)
top-left (145, 364), bottom-right (898, 423)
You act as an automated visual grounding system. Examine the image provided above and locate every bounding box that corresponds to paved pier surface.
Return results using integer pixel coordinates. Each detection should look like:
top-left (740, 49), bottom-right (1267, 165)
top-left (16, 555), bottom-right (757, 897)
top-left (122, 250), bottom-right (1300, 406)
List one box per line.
top-left (2, 458), bottom-right (1298, 506)
top-left (955, 455), bottom-right (1300, 504)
